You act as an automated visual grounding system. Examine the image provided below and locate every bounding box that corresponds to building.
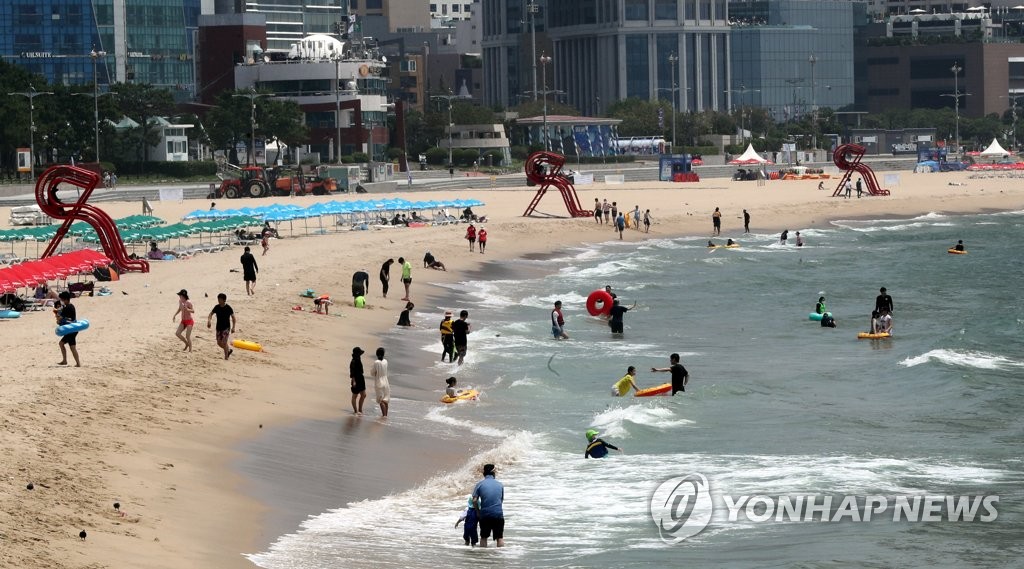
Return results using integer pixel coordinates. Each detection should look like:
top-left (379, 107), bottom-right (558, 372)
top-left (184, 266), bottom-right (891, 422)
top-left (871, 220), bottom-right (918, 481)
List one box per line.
top-left (514, 115), bottom-right (622, 157)
top-left (0, 0), bottom-right (200, 99)
top-left (108, 116), bottom-right (195, 162)
top-left (220, 0), bottom-right (346, 51)
top-left (431, 1), bottom-right (479, 22)
top-left (441, 123), bottom-right (512, 163)
top-left (196, 13), bottom-right (268, 106)
top-left (482, 1), bottom-right (732, 116)
top-left (729, 0), bottom-right (865, 121)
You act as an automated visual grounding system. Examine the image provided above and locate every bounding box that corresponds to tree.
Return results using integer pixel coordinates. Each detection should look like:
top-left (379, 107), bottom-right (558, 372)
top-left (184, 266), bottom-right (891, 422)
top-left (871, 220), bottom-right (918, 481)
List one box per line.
top-left (110, 83), bottom-right (176, 163)
top-left (205, 90), bottom-right (254, 163)
top-left (258, 98), bottom-right (308, 164)
top-left (605, 97), bottom-right (672, 137)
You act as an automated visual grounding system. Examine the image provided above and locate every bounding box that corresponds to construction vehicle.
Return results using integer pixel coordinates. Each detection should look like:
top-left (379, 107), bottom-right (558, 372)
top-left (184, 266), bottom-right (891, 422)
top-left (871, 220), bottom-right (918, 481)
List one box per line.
top-left (212, 161), bottom-right (272, 199)
top-left (268, 165), bottom-right (338, 196)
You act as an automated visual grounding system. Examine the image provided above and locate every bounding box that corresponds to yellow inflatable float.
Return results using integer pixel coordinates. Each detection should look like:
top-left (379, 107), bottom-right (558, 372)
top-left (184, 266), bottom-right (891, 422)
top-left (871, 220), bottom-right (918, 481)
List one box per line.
top-left (232, 339), bottom-right (264, 352)
top-left (947, 249), bottom-right (967, 255)
top-left (857, 332), bottom-right (891, 339)
top-left (441, 389), bottom-right (479, 404)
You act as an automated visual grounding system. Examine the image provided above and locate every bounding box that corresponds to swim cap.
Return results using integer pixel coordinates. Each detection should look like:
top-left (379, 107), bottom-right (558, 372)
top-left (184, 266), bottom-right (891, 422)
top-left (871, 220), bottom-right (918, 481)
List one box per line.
top-left (586, 429), bottom-right (599, 442)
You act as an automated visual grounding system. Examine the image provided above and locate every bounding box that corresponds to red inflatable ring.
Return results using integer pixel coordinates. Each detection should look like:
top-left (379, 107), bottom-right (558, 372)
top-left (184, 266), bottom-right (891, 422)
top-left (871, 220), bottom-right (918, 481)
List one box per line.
top-left (586, 290), bottom-right (613, 316)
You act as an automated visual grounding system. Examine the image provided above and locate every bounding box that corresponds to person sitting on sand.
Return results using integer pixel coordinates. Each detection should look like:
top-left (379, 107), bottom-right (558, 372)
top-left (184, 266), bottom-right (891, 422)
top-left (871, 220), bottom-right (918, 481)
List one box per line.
top-left (954, 239), bottom-right (965, 252)
top-left (611, 366), bottom-right (639, 396)
top-left (427, 258), bottom-right (447, 271)
top-left (424, 251), bottom-right (436, 268)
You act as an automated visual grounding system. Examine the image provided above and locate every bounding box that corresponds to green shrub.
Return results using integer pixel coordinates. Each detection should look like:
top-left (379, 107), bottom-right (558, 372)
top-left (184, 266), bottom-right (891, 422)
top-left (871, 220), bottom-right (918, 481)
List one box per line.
top-left (510, 145), bottom-right (529, 160)
top-left (425, 147), bottom-right (449, 165)
top-left (352, 152), bottom-right (369, 163)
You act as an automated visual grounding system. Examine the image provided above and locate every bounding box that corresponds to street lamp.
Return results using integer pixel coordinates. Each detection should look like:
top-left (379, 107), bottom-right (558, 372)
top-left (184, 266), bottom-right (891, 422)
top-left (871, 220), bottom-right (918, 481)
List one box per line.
top-left (7, 87), bottom-right (54, 180)
top-left (528, 1), bottom-right (539, 100)
top-left (73, 48), bottom-right (111, 163)
top-left (726, 84), bottom-right (761, 144)
top-left (539, 53), bottom-right (552, 151)
top-left (668, 52), bottom-right (678, 152)
top-left (808, 54), bottom-right (818, 150)
top-left (232, 89), bottom-right (270, 165)
top-left (432, 89), bottom-right (459, 168)
top-left (999, 93), bottom-right (1023, 150)
top-left (941, 63), bottom-right (970, 157)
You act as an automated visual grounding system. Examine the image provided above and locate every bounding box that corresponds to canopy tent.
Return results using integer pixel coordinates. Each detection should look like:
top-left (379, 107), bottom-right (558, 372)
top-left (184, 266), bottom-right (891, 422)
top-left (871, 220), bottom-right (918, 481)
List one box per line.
top-left (728, 144), bottom-right (773, 165)
top-left (0, 250), bottom-right (111, 294)
top-left (979, 138), bottom-right (1011, 156)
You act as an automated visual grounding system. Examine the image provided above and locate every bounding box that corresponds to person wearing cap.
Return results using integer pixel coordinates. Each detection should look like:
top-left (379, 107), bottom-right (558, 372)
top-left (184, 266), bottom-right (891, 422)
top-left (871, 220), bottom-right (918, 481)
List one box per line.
top-left (439, 311), bottom-right (455, 362)
top-left (173, 289), bottom-right (195, 352)
top-left (350, 347), bottom-right (366, 414)
top-left (585, 429), bottom-right (622, 458)
top-left (352, 268), bottom-right (369, 299)
top-left (472, 464), bottom-right (505, 547)
top-left (478, 227), bottom-right (488, 254)
top-left (454, 494), bottom-right (479, 546)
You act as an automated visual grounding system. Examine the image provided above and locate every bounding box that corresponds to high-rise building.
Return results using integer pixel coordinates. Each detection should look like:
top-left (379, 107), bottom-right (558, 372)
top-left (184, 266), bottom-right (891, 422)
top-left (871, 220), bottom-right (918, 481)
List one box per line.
top-left (482, 0), bottom-right (731, 116)
top-left (0, 0), bottom-right (200, 99)
top-left (729, 0), bottom-right (864, 121)
top-left (220, 0), bottom-right (347, 51)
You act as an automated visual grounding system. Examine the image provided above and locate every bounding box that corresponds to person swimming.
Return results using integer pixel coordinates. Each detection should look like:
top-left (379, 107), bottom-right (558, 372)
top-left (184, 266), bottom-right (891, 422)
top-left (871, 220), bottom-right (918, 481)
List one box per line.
top-left (726, 239), bottom-right (736, 246)
top-left (707, 240), bottom-right (716, 248)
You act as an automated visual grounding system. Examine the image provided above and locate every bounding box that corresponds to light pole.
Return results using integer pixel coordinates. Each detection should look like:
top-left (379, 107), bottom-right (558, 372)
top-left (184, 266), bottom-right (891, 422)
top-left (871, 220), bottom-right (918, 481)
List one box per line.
top-left (73, 48), bottom-right (110, 163)
top-left (432, 90), bottom-right (459, 167)
top-left (999, 93), bottom-right (1023, 150)
top-left (808, 54), bottom-right (818, 150)
top-left (8, 87), bottom-right (54, 180)
top-left (726, 84), bottom-right (760, 144)
top-left (528, 1), bottom-right (539, 100)
top-left (941, 62), bottom-right (970, 157)
top-left (539, 53), bottom-right (552, 151)
top-left (232, 89), bottom-right (270, 166)
top-left (668, 52), bottom-right (678, 152)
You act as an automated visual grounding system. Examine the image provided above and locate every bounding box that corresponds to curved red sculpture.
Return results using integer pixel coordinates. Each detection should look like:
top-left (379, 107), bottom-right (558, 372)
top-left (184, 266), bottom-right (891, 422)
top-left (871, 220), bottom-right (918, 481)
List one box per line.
top-left (832, 144), bottom-right (890, 196)
top-left (522, 151), bottom-right (593, 218)
top-left (35, 165), bottom-right (149, 272)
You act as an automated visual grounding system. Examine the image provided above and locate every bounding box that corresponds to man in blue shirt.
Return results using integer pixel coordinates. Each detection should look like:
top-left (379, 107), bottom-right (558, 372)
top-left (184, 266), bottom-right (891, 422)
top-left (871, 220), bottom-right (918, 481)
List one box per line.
top-left (472, 463), bottom-right (505, 547)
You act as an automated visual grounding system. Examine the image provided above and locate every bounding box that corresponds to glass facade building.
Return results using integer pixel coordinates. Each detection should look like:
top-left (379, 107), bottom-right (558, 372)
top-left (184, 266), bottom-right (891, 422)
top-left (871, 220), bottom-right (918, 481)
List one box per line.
top-left (729, 0), bottom-right (864, 120)
top-left (483, 1), bottom-right (730, 115)
top-left (0, 0), bottom-right (200, 99)
top-left (233, 0), bottom-right (347, 51)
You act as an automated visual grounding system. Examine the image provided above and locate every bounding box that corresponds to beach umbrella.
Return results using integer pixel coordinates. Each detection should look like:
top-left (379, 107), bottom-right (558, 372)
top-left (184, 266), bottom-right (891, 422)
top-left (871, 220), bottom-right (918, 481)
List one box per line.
top-left (0, 274), bottom-right (16, 294)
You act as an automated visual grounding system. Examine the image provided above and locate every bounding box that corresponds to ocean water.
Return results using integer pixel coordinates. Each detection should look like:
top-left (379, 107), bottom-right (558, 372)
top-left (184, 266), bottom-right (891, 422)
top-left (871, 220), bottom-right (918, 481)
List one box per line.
top-left (248, 211), bottom-right (1024, 568)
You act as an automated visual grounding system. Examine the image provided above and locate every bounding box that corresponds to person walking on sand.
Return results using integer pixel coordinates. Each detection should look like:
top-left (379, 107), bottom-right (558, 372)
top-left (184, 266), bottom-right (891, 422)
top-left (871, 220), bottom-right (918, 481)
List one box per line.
top-left (594, 198), bottom-right (602, 224)
top-left (856, 178), bottom-right (863, 198)
top-left (551, 300), bottom-right (569, 339)
top-left (845, 179), bottom-right (852, 199)
top-left (651, 353), bottom-right (689, 395)
top-left (712, 207), bottom-right (722, 236)
top-left (615, 211), bottom-right (626, 239)
top-left (452, 310), bottom-right (471, 365)
top-left (173, 289), bottom-right (195, 352)
top-left (632, 205), bottom-right (641, 230)
top-left (399, 256), bottom-right (413, 301)
top-left (743, 209), bottom-right (750, 233)
top-left (240, 246), bottom-right (259, 296)
top-left (207, 293), bottom-right (236, 360)
top-left (466, 223), bottom-right (477, 252)
top-left (370, 347), bottom-right (390, 417)
top-left (473, 464), bottom-right (505, 548)
top-left (602, 199), bottom-right (611, 224)
top-left (380, 258), bottom-right (394, 299)
top-left (610, 202), bottom-right (619, 227)
top-left (478, 227), bottom-right (488, 254)
top-left (350, 347), bottom-right (367, 414)
top-left (643, 209), bottom-right (652, 233)
top-left (56, 291), bottom-right (81, 367)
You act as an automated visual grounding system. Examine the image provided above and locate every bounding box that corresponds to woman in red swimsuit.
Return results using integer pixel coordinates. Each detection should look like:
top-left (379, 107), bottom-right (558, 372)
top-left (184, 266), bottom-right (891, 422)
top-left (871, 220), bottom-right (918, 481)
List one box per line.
top-left (173, 289), bottom-right (195, 352)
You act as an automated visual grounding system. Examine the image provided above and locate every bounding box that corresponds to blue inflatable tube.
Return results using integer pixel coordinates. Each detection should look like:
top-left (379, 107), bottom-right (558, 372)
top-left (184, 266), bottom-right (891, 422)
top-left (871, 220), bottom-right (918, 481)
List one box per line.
top-left (0, 309), bottom-right (20, 319)
top-left (808, 312), bottom-right (830, 321)
top-left (56, 319), bottom-right (90, 336)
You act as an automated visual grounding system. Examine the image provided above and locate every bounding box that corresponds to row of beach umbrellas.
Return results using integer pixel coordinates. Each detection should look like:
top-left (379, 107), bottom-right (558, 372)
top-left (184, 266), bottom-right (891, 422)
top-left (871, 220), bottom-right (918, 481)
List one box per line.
top-left (0, 215), bottom-right (165, 243)
top-left (78, 216), bottom-right (264, 244)
top-left (0, 250), bottom-right (111, 294)
top-left (182, 197), bottom-right (485, 223)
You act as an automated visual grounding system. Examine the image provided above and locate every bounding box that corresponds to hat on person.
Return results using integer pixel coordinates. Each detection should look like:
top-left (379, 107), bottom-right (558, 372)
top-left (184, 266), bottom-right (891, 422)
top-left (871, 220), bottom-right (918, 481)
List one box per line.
top-left (352, 347), bottom-right (365, 356)
top-left (177, 289), bottom-right (188, 298)
top-left (586, 429), bottom-right (599, 442)
top-left (444, 310), bottom-right (453, 316)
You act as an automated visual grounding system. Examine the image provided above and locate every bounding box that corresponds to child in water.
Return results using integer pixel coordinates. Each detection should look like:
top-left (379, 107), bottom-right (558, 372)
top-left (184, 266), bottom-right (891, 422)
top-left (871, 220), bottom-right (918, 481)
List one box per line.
top-left (445, 376), bottom-right (459, 397)
top-left (454, 495), bottom-right (479, 546)
top-left (611, 366), bottom-right (639, 396)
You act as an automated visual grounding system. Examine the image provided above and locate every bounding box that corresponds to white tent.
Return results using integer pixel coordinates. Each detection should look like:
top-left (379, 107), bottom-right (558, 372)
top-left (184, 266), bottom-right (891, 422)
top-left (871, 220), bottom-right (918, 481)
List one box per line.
top-left (728, 143), bottom-right (773, 164)
top-left (979, 138), bottom-right (1011, 156)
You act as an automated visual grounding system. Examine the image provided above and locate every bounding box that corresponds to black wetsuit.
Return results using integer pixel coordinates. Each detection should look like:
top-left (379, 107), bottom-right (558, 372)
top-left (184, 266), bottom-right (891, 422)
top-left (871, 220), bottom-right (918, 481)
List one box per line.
top-left (670, 363), bottom-right (689, 395)
top-left (609, 304), bottom-right (629, 334)
top-left (875, 293), bottom-right (893, 314)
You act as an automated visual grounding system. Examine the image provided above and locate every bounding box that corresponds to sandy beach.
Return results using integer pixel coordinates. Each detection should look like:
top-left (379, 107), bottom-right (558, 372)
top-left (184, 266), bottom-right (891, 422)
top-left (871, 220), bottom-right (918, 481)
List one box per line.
top-left (2, 168), bottom-right (1023, 569)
